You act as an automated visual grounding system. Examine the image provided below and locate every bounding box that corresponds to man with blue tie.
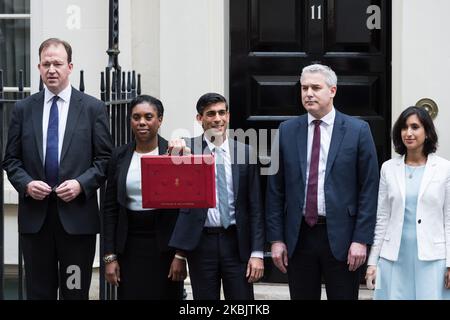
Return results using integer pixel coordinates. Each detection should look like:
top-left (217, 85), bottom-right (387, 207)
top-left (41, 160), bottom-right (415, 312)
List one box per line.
top-left (266, 64), bottom-right (379, 299)
top-left (3, 38), bottom-right (112, 299)
top-left (168, 93), bottom-right (265, 300)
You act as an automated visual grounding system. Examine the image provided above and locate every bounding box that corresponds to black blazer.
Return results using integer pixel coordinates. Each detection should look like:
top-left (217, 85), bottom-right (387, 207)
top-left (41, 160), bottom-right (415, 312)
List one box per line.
top-left (169, 136), bottom-right (265, 262)
top-left (2, 88), bottom-right (113, 234)
top-left (103, 136), bottom-right (179, 255)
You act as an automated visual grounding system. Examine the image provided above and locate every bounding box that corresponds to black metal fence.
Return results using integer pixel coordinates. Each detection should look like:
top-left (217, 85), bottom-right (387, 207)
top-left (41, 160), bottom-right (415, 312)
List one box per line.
top-left (99, 67), bottom-right (140, 300)
top-left (0, 68), bottom-right (140, 300)
top-left (0, 69), bottom-right (30, 300)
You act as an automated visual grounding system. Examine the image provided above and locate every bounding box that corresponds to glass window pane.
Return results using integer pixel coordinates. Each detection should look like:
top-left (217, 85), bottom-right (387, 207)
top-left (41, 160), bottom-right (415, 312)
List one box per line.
top-left (0, 18), bottom-right (30, 87)
top-left (0, 0), bottom-right (30, 14)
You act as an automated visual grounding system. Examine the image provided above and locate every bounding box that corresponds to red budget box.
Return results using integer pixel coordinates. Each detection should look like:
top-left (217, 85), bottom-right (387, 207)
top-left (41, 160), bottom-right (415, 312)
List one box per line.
top-left (141, 155), bottom-right (216, 208)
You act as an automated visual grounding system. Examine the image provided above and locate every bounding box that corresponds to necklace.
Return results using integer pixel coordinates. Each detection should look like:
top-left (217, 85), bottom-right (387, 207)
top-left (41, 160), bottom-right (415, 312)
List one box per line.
top-left (406, 166), bottom-right (417, 179)
top-left (406, 165), bottom-right (425, 179)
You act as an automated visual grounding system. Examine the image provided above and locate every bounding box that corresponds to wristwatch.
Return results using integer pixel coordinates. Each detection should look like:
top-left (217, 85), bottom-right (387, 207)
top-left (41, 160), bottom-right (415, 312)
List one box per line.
top-left (103, 253), bottom-right (117, 264)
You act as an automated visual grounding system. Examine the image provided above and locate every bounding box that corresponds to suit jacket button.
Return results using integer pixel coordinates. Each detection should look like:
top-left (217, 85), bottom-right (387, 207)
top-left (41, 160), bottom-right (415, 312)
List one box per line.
top-left (417, 219), bottom-right (421, 224)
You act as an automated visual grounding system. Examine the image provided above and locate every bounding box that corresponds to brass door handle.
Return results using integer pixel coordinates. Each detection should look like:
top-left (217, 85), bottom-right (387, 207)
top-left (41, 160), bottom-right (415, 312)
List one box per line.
top-left (416, 98), bottom-right (438, 120)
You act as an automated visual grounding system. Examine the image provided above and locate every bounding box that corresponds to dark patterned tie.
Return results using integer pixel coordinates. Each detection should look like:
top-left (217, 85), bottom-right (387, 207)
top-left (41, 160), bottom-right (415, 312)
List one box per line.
top-left (305, 120), bottom-right (321, 227)
top-left (45, 96), bottom-right (59, 188)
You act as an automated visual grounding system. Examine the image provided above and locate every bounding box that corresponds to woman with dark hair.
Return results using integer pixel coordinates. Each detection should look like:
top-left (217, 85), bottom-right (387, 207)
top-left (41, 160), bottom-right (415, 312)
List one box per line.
top-left (103, 95), bottom-right (186, 299)
top-left (365, 106), bottom-right (450, 299)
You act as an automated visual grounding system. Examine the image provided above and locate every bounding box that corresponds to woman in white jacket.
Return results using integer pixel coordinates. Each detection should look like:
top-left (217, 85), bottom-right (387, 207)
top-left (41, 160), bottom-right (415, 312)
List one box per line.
top-left (366, 106), bottom-right (450, 300)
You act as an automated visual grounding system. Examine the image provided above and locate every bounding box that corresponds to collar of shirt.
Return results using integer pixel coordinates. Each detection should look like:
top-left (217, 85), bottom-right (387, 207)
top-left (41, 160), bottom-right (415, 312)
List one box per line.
top-left (44, 84), bottom-right (72, 104)
top-left (307, 107), bottom-right (336, 127)
top-left (204, 135), bottom-right (231, 154)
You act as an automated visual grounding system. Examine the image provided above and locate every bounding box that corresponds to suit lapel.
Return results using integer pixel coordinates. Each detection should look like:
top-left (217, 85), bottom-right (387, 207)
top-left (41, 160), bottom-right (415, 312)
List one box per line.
top-left (158, 135), bottom-right (169, 155)
top-left (187, 135), bottom-right (210, 155)
top-left (296, 116), bottom-right (308, 185)
top-left (193, 135), bottom-right (210, 216)
top-left (418, 153), bottom-right (438, 200)
top-left (201, 136), bottom-right (212, 155)
top-left (117, 141), bottom-right (136, 206)
top-left (60, 88), bottom-right (83, 162)
top-left (229, 139), bottom-right (240, 202)
top-left (31, 91), bottom-right (45, 166)
top-left (325, 111), bottom-right (346, 181)
top-left (394, 156), bottom-right (406, 202)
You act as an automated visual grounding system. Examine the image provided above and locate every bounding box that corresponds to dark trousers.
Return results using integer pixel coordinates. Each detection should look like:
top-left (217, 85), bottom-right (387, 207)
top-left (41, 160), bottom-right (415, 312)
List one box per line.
top-left (287, 218), bottom-right (361, 300)
top-left (187, 225), bottom-right (254, 300)
top-left (21, 198), bottom-right (96, 300)
top-left (117, 211), bottom-right (183, 300)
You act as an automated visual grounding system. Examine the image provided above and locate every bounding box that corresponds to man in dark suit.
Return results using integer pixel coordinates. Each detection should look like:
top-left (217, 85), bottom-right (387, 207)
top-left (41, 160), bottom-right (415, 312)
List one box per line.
top-left (168, 92), bottom-right (264, 300)
top-left (266, 64), bottom-right (379, 300)
top-left (3, 38), bottom-right (112, 299)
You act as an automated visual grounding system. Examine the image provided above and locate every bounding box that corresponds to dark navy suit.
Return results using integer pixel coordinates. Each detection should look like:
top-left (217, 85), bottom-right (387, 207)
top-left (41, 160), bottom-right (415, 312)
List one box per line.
top-left (266, 110), bottom-right (379, 299)
top-left (3, 88), bottom-right (112, 299)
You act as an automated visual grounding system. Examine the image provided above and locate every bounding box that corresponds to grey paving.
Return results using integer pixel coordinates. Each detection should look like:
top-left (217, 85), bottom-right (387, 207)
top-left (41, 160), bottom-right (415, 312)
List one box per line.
top-left (89, 269), bottom-right (374, 300)
top-left (182, 277), bottom-right (374, 300)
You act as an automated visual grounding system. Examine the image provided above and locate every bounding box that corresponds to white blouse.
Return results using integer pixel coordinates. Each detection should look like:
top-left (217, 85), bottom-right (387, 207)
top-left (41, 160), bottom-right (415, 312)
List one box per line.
top-left (125, 148), bottom-right (159, 211)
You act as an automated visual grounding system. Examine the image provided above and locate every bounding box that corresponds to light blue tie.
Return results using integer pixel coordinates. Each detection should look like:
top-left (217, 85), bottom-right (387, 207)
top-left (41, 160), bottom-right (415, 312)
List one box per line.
top-left (215, 147), bottom-right (231, 229)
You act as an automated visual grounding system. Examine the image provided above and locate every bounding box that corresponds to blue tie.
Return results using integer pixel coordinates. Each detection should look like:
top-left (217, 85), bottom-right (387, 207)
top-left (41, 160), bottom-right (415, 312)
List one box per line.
top-left (215, 148), bottom-right (231, 229)
top-left (45, 96), bottom-right (59, 188)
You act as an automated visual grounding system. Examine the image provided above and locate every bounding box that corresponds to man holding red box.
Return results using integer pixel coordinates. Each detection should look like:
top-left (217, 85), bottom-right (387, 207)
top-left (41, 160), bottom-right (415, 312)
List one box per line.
top-left (169, 92), bottom-right (265, 300)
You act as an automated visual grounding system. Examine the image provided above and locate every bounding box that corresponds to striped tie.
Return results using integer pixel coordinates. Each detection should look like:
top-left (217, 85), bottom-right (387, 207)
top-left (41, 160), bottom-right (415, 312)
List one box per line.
top-left (215, 148), bottom-right (231, 229)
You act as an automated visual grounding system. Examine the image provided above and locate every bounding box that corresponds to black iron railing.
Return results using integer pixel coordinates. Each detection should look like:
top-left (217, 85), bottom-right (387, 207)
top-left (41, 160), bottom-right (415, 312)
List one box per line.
top-left (99, 68), bottom-right (140, 300)
top-left (0, 69), bottom-right (30, 300)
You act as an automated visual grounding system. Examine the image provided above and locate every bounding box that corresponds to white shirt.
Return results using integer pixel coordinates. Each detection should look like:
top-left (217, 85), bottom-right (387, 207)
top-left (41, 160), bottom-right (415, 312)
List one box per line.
top-left (42, 84), bottom-right (71, 163)
top-left (204, 137), bottom-right (236, 227)
top-left (204, 136), bottom-right (263, 259)
top-left (303, 107), bottom-right (336, 217)
top-left (126, 148), bottom-right (159, 211)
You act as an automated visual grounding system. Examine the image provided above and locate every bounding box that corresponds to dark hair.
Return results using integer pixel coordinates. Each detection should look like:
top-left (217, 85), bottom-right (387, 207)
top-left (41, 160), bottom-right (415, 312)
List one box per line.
top-left (392, 106), bottom-right (438, 156)
top-left (39, 38), bottom-right (72, 63)
top-left (196, 92), bottom-right (228, 115)
top-left (129, 94), bottom-right (164, 118)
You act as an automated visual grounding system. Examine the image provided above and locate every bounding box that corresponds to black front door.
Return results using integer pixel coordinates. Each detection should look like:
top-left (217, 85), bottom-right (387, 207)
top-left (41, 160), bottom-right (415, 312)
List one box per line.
top-left (230, 0), bottom-right (391, 283)
top-left (230, 0), bottom-right (391, 164)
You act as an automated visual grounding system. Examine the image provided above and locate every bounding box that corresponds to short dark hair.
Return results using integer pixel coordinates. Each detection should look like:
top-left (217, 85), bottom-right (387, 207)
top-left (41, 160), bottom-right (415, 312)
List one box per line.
top-left (392, 106), bottom-right (438, 156)
top-left (196, 92), bottom-right (228, 115)
top-left (129, 94), bottom-right (164, 118)
top-left (39, 38), bottom-right (72, 63)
